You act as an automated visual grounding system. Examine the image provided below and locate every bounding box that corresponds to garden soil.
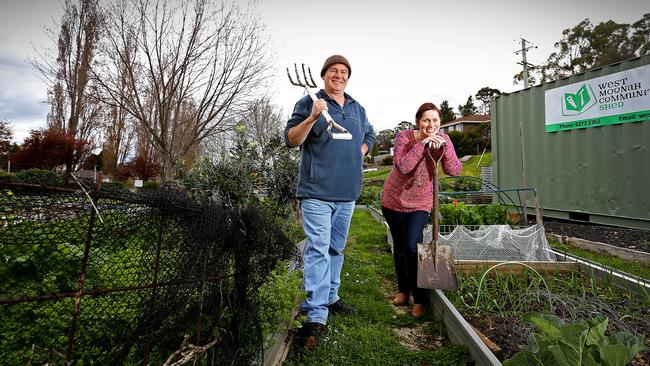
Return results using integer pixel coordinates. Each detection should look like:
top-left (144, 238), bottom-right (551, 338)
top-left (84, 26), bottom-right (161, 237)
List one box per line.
top-left (544, 219), bottom-right (650, 253)
top-left (465, 218), bottom-right (650, 365)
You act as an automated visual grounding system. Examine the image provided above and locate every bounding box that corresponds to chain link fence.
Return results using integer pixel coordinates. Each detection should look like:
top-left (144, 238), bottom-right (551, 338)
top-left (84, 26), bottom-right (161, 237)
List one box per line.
top-left (0, 176), bottom-right (297, 365)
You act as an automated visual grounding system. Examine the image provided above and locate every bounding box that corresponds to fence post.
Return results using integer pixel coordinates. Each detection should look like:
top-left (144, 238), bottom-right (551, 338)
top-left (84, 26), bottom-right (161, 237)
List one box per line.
top-left (195, 212), bottom-right (211, 346)
top-left (66, 176), bottom-right (103, 360)
top-left (143, 215), bottom-right (165, 364)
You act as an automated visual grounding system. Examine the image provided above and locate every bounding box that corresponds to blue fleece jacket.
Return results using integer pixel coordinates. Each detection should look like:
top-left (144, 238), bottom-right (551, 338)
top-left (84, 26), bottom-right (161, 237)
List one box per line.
top-left (285, 90), bottom-right (375, 202)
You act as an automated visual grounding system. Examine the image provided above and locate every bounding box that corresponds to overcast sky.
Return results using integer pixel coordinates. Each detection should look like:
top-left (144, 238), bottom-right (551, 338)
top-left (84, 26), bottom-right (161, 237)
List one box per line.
top-left (0, 0), bottom-right (648, 143)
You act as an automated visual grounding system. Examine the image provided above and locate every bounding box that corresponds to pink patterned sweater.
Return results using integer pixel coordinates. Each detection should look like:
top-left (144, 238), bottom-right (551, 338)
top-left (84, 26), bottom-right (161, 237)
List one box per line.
top-left (381, 130), bottom-right (462, 212)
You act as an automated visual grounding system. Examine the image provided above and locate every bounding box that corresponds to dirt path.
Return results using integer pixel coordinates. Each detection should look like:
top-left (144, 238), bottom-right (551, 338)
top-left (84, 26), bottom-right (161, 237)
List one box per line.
top-left (381, 279), bottom-right (446, 353)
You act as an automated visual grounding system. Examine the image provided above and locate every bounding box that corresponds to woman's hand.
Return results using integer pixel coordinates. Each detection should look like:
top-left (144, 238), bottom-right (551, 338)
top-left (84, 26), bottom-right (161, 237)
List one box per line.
top-left (422, 134), bottom-right (446, 150)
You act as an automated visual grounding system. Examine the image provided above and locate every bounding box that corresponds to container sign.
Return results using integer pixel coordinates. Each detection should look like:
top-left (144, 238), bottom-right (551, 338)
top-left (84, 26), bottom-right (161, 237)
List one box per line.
top-left (544, 64), bottom-right (650, 132)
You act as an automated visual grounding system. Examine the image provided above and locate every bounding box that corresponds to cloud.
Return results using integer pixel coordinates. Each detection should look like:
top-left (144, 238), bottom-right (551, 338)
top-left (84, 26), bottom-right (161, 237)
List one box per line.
top-left (0, 53), bottom-right (48, 141)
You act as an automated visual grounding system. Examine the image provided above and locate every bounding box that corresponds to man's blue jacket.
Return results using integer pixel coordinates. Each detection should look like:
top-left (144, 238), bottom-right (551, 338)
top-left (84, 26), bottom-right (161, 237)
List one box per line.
top-left (285, 89), bottom-right (375, 202)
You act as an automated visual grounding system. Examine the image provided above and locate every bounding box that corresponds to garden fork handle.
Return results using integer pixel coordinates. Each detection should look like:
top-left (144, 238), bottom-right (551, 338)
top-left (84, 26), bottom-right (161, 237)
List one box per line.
top-left (303, 87), bottom-right (350, 134)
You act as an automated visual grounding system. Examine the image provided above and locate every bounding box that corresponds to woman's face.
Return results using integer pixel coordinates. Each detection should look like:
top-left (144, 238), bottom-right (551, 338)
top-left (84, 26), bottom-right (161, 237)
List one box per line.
top-left (418, 109), bottom-right (441, 136)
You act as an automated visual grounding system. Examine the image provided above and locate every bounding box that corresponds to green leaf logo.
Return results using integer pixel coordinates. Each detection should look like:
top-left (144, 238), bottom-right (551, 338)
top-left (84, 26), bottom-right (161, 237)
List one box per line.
top-left (562, 84), bottom-right (596, 116)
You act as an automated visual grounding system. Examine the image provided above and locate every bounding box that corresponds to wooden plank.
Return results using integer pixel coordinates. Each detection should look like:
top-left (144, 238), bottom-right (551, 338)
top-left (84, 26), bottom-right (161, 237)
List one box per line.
top-left (546, 233), bottom-right (650, 263)
top-left (454, 260), bottom-right (577, 275)
top-left (430, 290), bottom-right (502, 366)
top-left (471, 325), bottom-right (502, 359)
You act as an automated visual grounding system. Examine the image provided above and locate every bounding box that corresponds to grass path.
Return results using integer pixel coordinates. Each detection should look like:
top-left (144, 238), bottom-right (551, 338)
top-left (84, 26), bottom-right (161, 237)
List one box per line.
top-left (284, 210), bottom-right (471, 365)
top-left (550, 241), bottom-right (650, 280)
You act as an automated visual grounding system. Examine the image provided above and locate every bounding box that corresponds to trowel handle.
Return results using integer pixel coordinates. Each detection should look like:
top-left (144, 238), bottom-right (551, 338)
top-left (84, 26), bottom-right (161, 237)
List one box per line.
top-left (304, 87), bottom-right (350, 134)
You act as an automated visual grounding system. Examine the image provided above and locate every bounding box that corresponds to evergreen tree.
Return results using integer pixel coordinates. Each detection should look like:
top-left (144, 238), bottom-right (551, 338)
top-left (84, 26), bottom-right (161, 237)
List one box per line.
top-left (474, 87), bottom-right (502, 115)
top-left (514, 14), bottom-right (650, 85)
top-left (458, 96), bottom-right (478, 117)
top-left (439, 100), bottom-right (456, 123)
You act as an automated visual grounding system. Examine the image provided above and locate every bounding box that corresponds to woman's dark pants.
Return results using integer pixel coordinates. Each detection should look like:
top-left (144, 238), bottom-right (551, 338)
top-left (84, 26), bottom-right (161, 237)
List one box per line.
top-left (382, 206), bottom-right (429, 305)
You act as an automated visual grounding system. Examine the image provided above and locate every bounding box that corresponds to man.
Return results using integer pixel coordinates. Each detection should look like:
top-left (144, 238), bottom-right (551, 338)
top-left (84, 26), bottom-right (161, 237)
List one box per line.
top-left (285, 54), bottom-right (375, 349)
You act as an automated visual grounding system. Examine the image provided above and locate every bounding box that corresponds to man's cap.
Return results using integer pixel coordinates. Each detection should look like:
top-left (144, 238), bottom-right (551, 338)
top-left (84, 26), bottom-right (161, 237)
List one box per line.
top-left (320, 54), bottom-right (351, 77)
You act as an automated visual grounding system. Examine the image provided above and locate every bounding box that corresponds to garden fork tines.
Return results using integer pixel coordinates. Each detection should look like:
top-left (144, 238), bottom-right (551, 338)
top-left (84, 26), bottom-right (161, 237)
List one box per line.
top-left (286, 63), bottom-right (352, 140)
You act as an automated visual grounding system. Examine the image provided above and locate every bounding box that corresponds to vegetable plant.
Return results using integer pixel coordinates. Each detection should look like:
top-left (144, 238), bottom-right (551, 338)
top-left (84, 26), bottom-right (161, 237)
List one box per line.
top-left (504, 313), bottom-right (645, 366)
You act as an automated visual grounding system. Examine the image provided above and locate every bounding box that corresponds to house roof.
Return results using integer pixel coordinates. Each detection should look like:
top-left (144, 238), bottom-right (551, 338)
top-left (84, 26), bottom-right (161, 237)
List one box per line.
top-left (441, 114), bottom-right (490, 127)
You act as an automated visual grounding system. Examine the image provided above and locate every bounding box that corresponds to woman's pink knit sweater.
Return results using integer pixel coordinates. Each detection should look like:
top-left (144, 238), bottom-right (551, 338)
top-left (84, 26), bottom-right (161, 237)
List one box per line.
top-left (381, 130), bottom-right (462, 212)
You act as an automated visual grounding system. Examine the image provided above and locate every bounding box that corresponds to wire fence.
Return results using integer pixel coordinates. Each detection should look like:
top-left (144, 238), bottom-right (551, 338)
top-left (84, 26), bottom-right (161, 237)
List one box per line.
top-left (0, 176), bottom-right (297, 365)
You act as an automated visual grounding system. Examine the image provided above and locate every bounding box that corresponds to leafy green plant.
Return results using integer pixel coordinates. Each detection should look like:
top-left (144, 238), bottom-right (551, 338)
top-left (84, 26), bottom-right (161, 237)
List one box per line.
top-left (504, 313), bottom-right (645, 366)
top-left (438, 203), bottom-right (510, 226)
top-left (258, 263), bottom-right (306, 348)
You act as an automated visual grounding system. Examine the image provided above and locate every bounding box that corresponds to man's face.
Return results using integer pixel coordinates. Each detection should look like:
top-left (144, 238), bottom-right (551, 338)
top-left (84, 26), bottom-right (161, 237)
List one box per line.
top-left (322, 64), bottom-right (349, 93)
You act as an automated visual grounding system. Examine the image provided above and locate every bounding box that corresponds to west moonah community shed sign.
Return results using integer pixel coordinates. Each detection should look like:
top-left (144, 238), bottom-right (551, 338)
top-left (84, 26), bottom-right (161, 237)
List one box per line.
top-left (544, 64), bottom-right (650, 132)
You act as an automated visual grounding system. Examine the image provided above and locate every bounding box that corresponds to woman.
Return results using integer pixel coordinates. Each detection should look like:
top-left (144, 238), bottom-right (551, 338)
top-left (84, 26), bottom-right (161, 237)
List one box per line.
top-left (381, 102), bottom-right (462, 318)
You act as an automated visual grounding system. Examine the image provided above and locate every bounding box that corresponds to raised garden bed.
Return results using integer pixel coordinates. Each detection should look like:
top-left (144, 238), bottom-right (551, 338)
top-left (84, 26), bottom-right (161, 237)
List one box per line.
top-left (365, 206), bottom-right (650, 365)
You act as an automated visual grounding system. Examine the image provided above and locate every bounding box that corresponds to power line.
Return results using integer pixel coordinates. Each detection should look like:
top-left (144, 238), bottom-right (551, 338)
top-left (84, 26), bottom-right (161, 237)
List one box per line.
top-left (514, 37), bottom-right (537, 88)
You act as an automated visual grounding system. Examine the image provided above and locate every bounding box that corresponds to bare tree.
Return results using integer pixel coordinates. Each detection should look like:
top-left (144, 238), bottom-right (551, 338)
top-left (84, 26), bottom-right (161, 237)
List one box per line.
top-left (32, 0), bottom-right (103, 174)
top-left (243, 97), bottom-right (284, 165)
top-left (95, 0), bottom-right (272, 180)
top-left (101, 104), bottom-right (136, 176)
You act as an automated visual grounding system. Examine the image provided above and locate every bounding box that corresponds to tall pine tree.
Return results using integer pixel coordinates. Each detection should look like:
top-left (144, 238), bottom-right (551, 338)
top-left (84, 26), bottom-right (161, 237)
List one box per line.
top-left (458, 96), bottom-right (478, 117)
top-left (439, 100), bottom-right (456, 123)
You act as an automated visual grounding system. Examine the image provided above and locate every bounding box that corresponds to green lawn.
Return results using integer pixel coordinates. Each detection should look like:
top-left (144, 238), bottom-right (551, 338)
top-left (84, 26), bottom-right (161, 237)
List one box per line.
top-left (444, 152), bottom-right (492, 178)
top-left (363, 167), bottom-right (391, 181)
top-left (284, 210), bottom-right (471, 365)
top-left (550, 240), bottom-right (650, 280)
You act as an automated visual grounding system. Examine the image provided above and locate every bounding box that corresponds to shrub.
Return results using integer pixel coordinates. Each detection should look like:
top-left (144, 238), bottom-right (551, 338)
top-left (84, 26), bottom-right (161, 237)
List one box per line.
top-left (0, 170), bottom-right (14, 179)
top-left (439, 177), bottom-right (482, 192)
top-left (101, 180), bottom-right (128, 192)
top-left (381, 156), bottom-right (393, 165)
top-left (142, 180), bottom-right (161, 190)
top-left (357, 186), bottom-right (382, 208)
top-left (15, 168), bottom-right (63, 185)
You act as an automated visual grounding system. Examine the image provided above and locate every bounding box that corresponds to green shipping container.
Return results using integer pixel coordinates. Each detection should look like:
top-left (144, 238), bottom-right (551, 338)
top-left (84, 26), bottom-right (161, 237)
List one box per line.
top-left (491, 55), bottom-right (650, 230)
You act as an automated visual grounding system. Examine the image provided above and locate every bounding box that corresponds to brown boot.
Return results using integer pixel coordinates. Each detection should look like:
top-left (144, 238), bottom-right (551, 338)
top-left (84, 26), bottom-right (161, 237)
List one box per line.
top-left (392, 292), bottom-right (408, 306)
top-left (412, 303), bottom-right (426, 318)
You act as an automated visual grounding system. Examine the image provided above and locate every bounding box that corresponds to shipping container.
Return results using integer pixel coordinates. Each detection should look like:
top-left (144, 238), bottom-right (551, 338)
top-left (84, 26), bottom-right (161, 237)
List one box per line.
top-left (491, 55), bottom-right (650, 230)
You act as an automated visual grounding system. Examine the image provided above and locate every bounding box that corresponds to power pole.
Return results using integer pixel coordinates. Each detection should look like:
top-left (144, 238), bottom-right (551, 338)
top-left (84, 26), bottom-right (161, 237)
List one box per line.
top-left (514, 37), bottom-right (537, 88)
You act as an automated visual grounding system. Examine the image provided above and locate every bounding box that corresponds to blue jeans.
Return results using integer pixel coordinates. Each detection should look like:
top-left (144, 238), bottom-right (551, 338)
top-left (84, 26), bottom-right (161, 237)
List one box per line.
top-left (382, 207), bottom-right (430, 304)
top-left (300, 198), bottom-right (355, 325)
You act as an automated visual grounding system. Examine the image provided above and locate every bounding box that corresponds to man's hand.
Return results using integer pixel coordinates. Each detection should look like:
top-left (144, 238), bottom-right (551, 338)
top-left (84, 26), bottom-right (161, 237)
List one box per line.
top-left (361, 143), bottom-right (368, 156)
top-left (310, 99), bottom-right (328, 120)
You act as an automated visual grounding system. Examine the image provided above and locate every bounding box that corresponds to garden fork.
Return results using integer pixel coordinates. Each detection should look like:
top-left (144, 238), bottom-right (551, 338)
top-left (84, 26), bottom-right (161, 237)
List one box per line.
top-left (287, 63), bottom-right (352, 140)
